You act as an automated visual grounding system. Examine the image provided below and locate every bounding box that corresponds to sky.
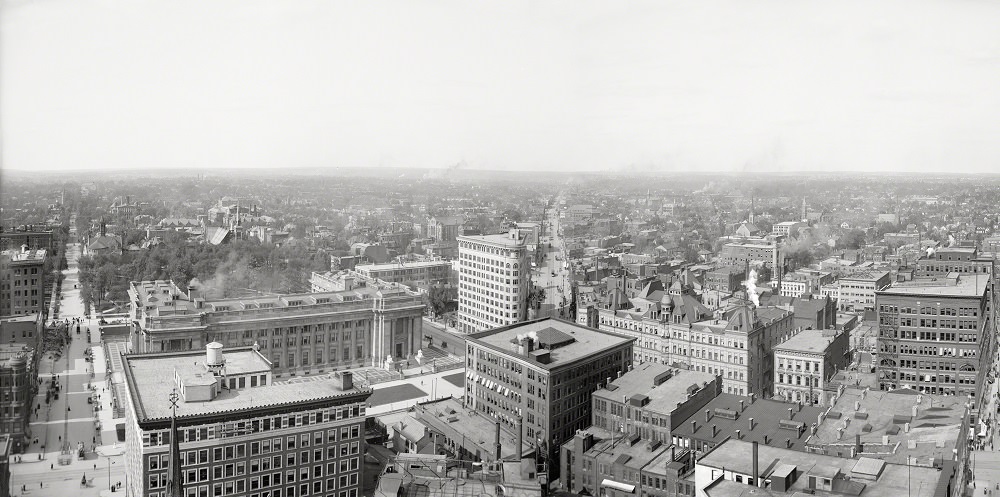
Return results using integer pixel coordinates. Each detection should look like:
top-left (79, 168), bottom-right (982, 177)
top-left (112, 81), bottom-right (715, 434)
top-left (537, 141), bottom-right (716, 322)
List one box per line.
top-left (2, 0), bottom-right (999, 174)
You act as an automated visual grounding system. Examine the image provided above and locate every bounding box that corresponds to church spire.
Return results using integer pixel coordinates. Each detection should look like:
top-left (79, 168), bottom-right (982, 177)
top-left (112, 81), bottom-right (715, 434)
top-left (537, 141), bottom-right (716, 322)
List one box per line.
top-left (749, 195), bottom-right (755, 225)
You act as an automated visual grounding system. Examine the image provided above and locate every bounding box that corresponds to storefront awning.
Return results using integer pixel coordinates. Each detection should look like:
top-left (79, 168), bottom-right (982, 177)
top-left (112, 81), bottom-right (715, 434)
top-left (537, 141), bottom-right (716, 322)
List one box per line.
top-left (601, 479), bottom-right (636, 493)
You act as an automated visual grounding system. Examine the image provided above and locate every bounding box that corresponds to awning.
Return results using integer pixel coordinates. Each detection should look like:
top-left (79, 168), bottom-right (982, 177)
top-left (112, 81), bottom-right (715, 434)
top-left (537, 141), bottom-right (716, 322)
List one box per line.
top-left (601, 479), bottom-right (636, 493)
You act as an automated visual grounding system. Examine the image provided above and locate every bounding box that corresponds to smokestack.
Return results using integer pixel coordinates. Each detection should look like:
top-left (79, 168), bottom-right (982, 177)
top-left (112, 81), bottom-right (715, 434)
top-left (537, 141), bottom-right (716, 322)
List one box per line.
top-left (752, 441), bottom-right (759, 487)
top-left (518, 417), bottom-right (524, 460)
top-left (495, 422), bottom-right (502, 462)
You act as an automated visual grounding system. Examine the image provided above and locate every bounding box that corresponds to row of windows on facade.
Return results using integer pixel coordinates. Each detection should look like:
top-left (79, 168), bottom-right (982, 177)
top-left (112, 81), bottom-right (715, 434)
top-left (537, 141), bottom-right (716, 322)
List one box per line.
top-left (777, 374), bottom-right (820, 387)
top-left (879, 345), bottom-right (979, 357)
top-left (459, 275), bottom-right (521, 291)
top-left (882, 371), bottom-right (978, 384)
top-left (879, 317), bottom-right (981, 329)
top-left (571, 459), bottom-right (693, 495)
top-left (895, 359), bottom-right (979, 370)
top-left (459, 248), bottom-right (523, 260)
top-left (146, 471), bottom-right (360, 497)
top-left (141, 405), bottom-right (364, 447)
top-left (601, 321), bottom-right (751, 350)
top-left (149, 452), bottom-right (360, 488)
top-left (6, 267), bottom-right (40, 275)
top-left (879, 328), bottom-right (981, 341)
top-left (878, 305), bottom-right (980, 317)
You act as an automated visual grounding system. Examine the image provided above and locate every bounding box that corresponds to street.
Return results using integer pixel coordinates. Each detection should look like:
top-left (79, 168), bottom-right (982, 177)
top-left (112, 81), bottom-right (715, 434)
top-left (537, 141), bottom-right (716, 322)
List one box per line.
top-left (532, 198), bottom-right (573, 318)
top-left (10, 232), bottom-right (126, 497)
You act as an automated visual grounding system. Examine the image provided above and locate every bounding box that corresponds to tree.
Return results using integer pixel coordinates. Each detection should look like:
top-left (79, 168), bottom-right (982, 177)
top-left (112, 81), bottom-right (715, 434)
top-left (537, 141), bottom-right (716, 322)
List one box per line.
top-left (836, 229), bottom-right (867, 250)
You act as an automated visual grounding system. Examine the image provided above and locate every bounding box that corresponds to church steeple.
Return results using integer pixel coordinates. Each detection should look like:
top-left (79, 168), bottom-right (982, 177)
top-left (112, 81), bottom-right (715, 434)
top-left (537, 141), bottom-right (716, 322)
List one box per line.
top-left (748, 195), bottom-right (755, 225)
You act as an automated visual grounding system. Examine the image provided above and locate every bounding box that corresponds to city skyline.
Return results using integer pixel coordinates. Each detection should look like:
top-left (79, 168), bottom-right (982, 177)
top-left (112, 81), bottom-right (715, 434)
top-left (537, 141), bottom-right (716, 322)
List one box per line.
top-left (3, 0), bottom-right (1000, 174)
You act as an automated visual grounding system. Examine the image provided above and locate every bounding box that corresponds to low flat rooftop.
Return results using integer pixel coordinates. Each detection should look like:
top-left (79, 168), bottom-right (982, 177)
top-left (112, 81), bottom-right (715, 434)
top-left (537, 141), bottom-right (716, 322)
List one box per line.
top-left (468, 318), bottom-right (633, 370)
top-left (700, 439), bottom-right (941, 497)
top-left (879, 274), bottom-right (988, 297)
top-left (458, 232), bottom-right (526, 248)
top-left (593, 364), bottom-right (718, 416)
top-left (812, 387), bottom-right (963, 465)
top-left (356, 260), bottom-right (451, 271)
top-left (671, 394), bottom-right (824, 451)
top-left (775, 329), bottom-right (840, 355)
top-left (2, 249), bottom-right (46, 262)
top-left (123, 348), bottom-right (368, 422)
top-left (413, 397), bottom-right (532, 459)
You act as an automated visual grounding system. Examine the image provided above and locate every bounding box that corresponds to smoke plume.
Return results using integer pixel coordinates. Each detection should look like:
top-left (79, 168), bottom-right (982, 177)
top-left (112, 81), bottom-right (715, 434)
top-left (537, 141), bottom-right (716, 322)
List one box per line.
top-left (743, 266), bottom-right (761, 307)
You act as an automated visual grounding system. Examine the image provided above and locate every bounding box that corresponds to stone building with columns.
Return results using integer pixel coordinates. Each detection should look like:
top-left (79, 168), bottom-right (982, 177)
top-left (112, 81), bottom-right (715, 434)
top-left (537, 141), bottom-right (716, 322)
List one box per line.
top-left (128, 276), bottom-right (425, 377)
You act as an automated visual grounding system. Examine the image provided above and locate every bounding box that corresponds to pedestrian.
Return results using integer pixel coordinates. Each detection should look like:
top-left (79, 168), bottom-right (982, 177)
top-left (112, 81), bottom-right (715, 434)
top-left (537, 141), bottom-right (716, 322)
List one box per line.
top-left (94, 463), bottom-right (97, 469)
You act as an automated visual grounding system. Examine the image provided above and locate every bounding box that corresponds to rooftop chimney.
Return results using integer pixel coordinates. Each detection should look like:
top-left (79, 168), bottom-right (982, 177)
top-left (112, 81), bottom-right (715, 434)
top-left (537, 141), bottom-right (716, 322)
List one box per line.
top-left (749, 417), bottom-right (755, 430)
top-left (495, 422), bottom-right (502, 462)
top-left (691, 420), bottom-right (698, 432)
top-left (739, 399), bottom-right (745, 411)
top-left (734, 429), bottom-right (741, 440)
top-left (788, 407), bottom-right (794, 419)
top-left (705, 410), bottom-right (711, 422)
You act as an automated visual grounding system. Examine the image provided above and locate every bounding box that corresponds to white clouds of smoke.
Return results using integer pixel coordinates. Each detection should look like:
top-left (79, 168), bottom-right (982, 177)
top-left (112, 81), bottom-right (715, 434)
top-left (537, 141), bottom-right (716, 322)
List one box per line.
top-left (743, 262), bottom-right (762, 307)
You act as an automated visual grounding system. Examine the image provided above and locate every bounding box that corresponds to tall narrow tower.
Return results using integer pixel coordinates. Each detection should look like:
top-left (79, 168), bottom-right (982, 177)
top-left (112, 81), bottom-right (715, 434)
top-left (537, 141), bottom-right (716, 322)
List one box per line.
top-left (748, 195), bottom-right (755, 225)
top-left (801, 198), bottom-right (807, 222)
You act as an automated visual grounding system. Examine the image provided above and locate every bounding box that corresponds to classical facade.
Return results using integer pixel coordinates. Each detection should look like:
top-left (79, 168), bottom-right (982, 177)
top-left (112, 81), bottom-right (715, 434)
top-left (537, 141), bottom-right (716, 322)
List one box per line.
top-left (129, 277), bottom-right (424, 376)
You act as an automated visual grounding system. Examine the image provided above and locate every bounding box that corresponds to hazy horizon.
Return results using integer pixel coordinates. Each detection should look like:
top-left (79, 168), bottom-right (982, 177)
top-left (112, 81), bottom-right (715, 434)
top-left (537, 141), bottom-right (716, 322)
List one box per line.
top-left (3, 0), bottom-right (999, 174)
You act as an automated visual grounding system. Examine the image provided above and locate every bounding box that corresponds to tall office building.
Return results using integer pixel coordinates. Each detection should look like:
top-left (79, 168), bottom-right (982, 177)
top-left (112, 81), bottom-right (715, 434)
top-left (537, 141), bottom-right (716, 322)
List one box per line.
top-left (0, 248), bottom-right (47, 317)
top-left (122, 344), bottom-right (371, 497)
top-left (876, 273), bottom-right (994, 397)
top-left (457, 230), bottom-right (530, 333)
top-left (464, 318), bottom-right (634, 474)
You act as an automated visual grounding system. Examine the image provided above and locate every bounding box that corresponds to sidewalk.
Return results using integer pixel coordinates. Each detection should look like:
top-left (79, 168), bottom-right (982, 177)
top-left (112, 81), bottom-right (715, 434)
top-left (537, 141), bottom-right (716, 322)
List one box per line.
top-left (11, 240), bottom-right (126, 497)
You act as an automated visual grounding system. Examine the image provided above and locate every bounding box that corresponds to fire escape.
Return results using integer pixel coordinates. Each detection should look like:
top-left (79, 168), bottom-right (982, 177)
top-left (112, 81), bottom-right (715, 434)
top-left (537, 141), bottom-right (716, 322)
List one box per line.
top-left (878, 308), bottom-right (900, 391)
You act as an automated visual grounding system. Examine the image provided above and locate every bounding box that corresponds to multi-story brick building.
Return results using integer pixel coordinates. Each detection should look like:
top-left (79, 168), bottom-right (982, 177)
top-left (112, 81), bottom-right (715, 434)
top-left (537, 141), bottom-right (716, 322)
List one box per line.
top-left (0, 248), bottom-right (46, 317)
top-left (703, 266), bottom-right (745, 295)
top-left (773, 328), bottom-right (850, 405)
top-left (128, 277), bottom-right (424, 376)
top-left (464, 318), bottom-right (633, 474)
top-left (596, 298), bottom-right (799, 398)
top-left (0, 345), bottom-right (36, 453)
top-left (457, 231), bottom-right (530, 333)
top-left (0, 227), bottom-right (54, 253)
top-left (718, 242), bottom-right (778, 271)
top-left (836, 270), bottom-right (891, 312)
top-left (122, 345), bottom-right (371, 497)
top-left (562, 430), bottom-right (697, 497)
top-left (876, 273), bottom-right (994, 396)
top-left (590, 365), bottom-right (720, 445)
top-left (917, 247), bottom-right (995, 276)
top-left (683, 305), bottom-right (796, 398)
